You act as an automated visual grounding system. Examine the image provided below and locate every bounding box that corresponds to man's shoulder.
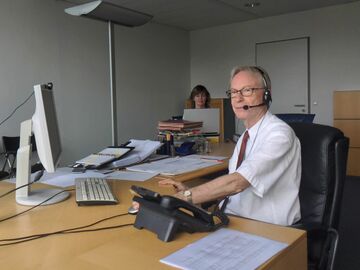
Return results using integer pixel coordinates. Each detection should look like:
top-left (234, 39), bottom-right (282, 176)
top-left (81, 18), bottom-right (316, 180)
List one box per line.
top-left (263, 112), bottom-right (296, 139)
top-left (265, 112), bottom-right (293, 129)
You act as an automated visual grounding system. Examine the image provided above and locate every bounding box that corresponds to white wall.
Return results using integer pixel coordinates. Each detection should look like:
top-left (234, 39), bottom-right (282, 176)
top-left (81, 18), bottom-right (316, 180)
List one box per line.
top-left (0, 0), bottom-right (189, 166)
top-left (190, 2), bottom-right (360, 129)
top-left (114, 23), bottom-right (190, 141)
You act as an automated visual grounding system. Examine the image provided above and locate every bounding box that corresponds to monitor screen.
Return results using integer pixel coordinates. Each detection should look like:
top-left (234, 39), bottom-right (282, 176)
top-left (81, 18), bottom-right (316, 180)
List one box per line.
top-left (32, 84), bottom-right (61, 172)
top-left (15, 83), bottom-right (69, 206)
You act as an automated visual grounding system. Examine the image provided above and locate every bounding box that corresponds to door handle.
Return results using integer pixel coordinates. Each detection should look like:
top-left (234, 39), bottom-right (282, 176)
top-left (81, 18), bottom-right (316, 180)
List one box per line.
top-left (294, 104), bottom-right (305, 107)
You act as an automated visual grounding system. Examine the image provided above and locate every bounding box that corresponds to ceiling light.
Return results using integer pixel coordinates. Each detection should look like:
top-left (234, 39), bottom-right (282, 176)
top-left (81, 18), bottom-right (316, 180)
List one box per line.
top-left (65, 1), bottom-right (153, 146)
top-left (244, 2), bottom-right (260, 8)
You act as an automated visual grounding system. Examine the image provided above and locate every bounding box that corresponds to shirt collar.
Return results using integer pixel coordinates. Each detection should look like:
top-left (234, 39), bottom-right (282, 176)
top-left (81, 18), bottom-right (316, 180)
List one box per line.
top-left (245, 111), bottom-right (271, 141)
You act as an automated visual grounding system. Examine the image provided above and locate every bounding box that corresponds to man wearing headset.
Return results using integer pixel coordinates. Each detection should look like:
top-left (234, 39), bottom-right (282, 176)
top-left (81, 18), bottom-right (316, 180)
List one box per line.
top-left (141, 66), bottom-right (301, 226)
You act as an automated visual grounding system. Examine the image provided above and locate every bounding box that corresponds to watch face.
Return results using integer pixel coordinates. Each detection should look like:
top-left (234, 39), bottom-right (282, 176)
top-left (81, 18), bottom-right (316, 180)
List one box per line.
top-left (184, 190), bottom-right (191, 197)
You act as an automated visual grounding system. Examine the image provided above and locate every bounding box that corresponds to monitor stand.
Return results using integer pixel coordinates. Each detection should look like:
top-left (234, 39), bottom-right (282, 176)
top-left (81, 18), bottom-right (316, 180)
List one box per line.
top-left (15, 119), bottom-right (69, 206)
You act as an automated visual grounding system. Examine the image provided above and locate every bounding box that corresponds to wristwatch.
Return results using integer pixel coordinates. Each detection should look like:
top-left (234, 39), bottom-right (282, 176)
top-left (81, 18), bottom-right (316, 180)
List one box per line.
top-left (183, 189), bottom-right (193, 204)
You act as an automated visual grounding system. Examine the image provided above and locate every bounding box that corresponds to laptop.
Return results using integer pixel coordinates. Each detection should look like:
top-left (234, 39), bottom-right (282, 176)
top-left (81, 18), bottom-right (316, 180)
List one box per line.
top-left (183, 108), bottom-right (220, 133)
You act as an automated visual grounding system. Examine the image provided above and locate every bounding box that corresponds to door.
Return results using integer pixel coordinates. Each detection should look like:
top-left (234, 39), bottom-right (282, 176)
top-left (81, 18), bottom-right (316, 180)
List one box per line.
top-left (255, 37), bottom-right (309, 114)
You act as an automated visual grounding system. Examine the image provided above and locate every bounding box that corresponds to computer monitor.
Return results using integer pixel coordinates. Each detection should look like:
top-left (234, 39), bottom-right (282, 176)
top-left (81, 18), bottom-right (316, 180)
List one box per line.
top-left (15, 83), bottom-right (69, 205)
top-left (183, 108), bottom-right (220, 133)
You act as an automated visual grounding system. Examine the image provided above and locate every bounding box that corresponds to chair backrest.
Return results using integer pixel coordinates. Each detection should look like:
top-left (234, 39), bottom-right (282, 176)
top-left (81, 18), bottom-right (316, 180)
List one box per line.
top-left (277, 113), bottom-right (315, 123)
top-left (289, 122), bottom-right (349, 230)
top-left (2, 136), bottom-right (20, 154)
top-left (2, 135), bottom-right (37, 154)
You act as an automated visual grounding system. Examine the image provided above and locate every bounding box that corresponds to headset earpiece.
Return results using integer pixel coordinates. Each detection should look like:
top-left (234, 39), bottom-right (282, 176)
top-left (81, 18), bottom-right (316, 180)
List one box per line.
top-left (254, 66), bottom-right (272, 108)
top-left (263, 88), bottom-right (272, 107)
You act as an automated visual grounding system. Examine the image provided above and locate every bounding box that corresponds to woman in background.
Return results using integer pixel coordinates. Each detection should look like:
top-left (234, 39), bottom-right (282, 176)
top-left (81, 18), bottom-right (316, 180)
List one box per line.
top-left (189, 85), bottom-right (211, 109)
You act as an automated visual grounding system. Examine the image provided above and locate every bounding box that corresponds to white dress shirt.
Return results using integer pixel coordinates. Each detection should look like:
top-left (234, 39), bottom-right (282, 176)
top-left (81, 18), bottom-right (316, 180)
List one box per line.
top-left (225, 111), bottom-right (301, 226)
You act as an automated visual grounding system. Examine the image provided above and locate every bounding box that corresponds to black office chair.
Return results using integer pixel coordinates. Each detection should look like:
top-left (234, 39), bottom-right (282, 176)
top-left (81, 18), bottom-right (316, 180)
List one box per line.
top-left (289, 122), bottom-right (349, 270)
top-left (1, 135), bottom-right (38, 178)
top-left (276, 113), bottom-right (315, 123)
top-left (2, 136), bottom-right (21, 177)
top-left (0, 152), bottom-right (10, 180)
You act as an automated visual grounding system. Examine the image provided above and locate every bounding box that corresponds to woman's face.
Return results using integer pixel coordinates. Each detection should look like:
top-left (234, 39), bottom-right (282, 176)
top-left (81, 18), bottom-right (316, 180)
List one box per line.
top-left (194, 92), bottom-right (207, 109)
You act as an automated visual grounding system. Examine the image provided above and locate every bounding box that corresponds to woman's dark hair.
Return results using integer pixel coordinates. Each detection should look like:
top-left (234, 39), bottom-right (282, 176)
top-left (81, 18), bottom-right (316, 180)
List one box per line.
top-left (189, 85), bottom-right (211, 108)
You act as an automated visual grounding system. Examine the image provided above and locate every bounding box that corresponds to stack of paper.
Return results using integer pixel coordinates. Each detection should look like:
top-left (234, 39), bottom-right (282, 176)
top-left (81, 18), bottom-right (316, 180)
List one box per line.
top-left (103, 139), bottom-right (162, 169)
top-left (158, 119), bottom-right (203, 131)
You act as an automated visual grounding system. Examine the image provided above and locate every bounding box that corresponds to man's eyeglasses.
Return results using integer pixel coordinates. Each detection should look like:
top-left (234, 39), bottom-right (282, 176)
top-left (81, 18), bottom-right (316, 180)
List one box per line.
top-left (226, 87), bottom-right (264, 98)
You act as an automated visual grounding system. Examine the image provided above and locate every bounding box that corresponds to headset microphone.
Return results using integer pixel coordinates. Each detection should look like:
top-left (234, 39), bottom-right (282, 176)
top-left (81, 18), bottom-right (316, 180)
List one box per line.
top-left (242, 103), bottom-right (266, 110)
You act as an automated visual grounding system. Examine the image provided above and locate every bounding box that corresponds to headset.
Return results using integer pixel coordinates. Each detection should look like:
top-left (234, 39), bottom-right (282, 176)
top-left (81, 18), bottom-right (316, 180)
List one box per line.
top-left (254, 66), bottom-right (272, 108)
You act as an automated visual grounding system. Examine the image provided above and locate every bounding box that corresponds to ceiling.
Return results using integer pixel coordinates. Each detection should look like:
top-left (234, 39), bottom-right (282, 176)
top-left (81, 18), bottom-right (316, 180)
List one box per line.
top-left (61, 0), bottom-right (360, 30)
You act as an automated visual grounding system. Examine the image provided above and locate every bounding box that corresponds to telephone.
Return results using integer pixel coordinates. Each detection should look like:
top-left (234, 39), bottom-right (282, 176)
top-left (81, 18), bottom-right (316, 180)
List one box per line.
top-left (131, 185), bottom-right (229, 242)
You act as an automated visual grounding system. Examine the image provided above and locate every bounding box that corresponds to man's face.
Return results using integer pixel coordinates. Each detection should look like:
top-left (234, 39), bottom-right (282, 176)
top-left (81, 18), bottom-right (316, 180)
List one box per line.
top-left (230, 71), bottom-right (265, 121)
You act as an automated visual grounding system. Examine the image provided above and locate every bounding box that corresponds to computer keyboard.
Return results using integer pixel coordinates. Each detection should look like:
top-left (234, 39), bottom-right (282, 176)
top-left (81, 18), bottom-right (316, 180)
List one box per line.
top-left (75, 178), bottom-right (118, 206)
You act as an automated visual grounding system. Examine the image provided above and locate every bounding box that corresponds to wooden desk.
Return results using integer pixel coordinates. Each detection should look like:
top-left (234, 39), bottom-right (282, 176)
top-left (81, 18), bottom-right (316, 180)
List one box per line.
top-left (0, 177), bottom-right (306, 270)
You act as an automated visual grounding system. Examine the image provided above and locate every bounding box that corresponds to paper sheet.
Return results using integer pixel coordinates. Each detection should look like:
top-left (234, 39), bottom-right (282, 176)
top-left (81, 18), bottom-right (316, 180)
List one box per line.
top-left (160, 228), bottom-right (288, 270)
top-left (40, 167), bottom-right (106, 187)
top-left (8, 167), bottom-right (156, 188)
top-left (186, 154), bottom-right (227, 161)
top-left (106, 170), bottom-right (158, 182)
top-left (126, 156), bottom-right (220, 175)
top-left (103, 139), bottom-right (162, 169)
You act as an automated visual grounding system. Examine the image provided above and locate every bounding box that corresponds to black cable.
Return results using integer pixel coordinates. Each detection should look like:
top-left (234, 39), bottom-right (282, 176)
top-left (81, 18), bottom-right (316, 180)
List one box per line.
top-left (0, 180), bottom-right (39, 198)
top-left (0, 91), bottom-right (34, 127)
top-left (0, 223), bottom-right (134, 246)
top-left (0, 188), bottom-right (75, 223)
top-left (0, 212), bottom-right (128, 241)
top-left (0, 170), bottom-right (44, 199)
top-left (0, 212), bottom-right (133, 246)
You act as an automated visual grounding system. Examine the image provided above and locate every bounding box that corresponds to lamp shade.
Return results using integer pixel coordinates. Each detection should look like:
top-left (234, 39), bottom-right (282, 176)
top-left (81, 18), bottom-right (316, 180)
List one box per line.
top-left (64, 0), bottom-right (153, 27)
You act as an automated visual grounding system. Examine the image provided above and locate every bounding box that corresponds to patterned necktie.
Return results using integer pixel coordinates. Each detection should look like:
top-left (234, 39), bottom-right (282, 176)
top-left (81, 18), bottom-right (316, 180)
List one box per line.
top-left (236, 130), bottom-right (249, 169)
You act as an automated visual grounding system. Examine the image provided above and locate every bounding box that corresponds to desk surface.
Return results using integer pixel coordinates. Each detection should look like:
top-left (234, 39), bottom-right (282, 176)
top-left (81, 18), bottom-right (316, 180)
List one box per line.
top-left (0, 176), bottom-right (306, 270)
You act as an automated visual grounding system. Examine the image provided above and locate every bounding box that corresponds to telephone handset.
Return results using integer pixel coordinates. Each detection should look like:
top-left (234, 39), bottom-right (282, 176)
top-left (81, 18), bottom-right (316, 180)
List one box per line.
top-left (160, 195), bottom-right (214, 224)
top-left (130, 185), bottom-right (229, 242)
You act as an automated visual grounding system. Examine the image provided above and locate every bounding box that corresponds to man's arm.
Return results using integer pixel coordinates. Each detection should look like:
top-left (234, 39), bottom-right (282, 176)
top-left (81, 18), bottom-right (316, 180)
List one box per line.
top-left (174, 172), bottom-right (250, 204)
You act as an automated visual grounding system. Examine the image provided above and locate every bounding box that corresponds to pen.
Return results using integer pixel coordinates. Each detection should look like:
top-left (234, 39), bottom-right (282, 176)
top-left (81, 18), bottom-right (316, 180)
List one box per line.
top-left (200, 157), bottom-right (223, 163)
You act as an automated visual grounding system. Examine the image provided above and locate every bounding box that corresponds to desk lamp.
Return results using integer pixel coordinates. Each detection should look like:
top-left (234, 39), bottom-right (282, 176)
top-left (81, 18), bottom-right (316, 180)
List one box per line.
top-left (65, 0), bottom-right (153, 146)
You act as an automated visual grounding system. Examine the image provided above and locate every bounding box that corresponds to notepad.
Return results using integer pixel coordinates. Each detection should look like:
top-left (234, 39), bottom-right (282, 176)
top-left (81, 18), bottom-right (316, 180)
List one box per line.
top-left (76, 147), bottom-right (133, 167)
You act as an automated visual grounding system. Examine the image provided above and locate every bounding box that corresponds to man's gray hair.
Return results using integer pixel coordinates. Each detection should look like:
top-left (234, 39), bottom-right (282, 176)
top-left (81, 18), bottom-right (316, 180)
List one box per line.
top-left (230, 66), bottom-right (271, 90)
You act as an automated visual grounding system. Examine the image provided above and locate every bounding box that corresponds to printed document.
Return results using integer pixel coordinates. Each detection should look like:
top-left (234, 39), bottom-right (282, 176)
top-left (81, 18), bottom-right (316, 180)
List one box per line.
top-left (104, 139), bottom-right (162, 169)
top-left (126, 156), bottom-right (220, 175)
top-left (160, 228), bottom-right (288, 270)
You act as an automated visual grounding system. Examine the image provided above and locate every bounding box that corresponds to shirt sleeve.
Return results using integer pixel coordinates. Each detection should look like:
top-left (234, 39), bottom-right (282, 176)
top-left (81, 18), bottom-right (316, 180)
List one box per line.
top-left (236, 126), bottom-right (297, 198)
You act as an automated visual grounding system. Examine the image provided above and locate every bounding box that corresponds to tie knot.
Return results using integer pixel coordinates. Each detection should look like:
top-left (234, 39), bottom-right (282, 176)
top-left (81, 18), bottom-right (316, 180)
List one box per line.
top-left (243, 130), bottom-right (249, 141)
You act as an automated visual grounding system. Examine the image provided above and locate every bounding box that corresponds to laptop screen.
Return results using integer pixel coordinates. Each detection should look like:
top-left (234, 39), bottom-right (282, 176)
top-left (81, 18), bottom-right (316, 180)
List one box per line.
top-left (183, 108), bottom-right (220, 133)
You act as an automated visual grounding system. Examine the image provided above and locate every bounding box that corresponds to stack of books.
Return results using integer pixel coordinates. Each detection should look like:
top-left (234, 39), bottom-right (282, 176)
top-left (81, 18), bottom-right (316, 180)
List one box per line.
top-left (158, 119), bottom-right (203, 132)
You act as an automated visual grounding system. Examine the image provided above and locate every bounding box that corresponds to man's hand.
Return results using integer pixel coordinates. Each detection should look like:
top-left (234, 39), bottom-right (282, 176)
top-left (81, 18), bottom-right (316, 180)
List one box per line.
top-left (158, 178), bottom-right (188, 192)
top-left (130, 179), bottom-right (190, 213)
